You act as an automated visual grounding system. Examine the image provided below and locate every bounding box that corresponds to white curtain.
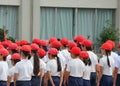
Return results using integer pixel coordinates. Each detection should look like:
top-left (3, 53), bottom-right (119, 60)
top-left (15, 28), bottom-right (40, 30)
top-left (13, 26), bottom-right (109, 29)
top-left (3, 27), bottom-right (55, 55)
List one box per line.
top-left (0, 6), bottom-right (18, 38)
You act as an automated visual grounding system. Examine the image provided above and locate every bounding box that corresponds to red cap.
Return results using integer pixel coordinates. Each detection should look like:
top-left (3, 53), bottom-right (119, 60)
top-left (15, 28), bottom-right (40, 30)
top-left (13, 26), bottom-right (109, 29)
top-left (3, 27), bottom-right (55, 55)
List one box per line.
top-left (82, 39), bottom-right (92, 47)
top-left (70, 47), bottom-right (81, 55)
top-left (30, 43), bottom-right (39, 50)
top-left (106, 40), bottom-right (115, 49)
top-left (32, 38), bottom-right (40, 45)
top-left (48, 48), bottom-right (58, 55)
top-left (0, 45), bottom-right (4, 49)
top-left (60, 38), bottom-right (69, 45)
top-left (100, 43), bottom-right (112, 51)
top-left (74, 35), bottom-right (85, 43)
top-left (67, 41), bottom-right (77, 49)
top-left (20, 40), bottom-right (28, 45)
top-left (38, 48), bottom-right (46, 58)
top-left (79, 51), bottom-right (89, 59)
top-left (11, 53), bottom-right (21, 60)
top-left (49, 37), bottom-right (57, 43)
top-left (118, 44), bottom-right (120, 48)
top-left (0, 48), bottom-right (9, 57)
top-left (16, 41), bottom-right (21, 46)
top-left (1, 41), bottom-right (9, 47)
top-left (21, 45), bottom-right (31, 53)
top-left (39, 40), bottom-right (48, 46)
top-left (8, 43), bottom-right (18, 50)
top-left (50, 41), bottom-right (61, 48)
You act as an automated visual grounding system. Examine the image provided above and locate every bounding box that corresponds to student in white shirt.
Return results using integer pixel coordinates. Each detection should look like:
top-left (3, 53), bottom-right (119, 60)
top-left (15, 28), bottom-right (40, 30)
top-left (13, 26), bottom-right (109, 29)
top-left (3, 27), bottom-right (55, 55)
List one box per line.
top-left (7, 43), bottom-right (18, 69)
top-left (37, 48), bottom-right (47, 86)
top-left (66, 47), bottom-right (85, 86)
top-left (81, 39), bottom-right (98, 86)
top-left (30, 43), bottom-right (45, 86)
top-left (7, 53), bottom-right (21, 86)
top-left (14, 45), bottom-right (33, 86)
top-left (113, 55), bottom-right (120, 86)
top-left (97, 43), bottom-right (114, 86)
top-left (0, 48), bottom-right (9, 86)
top-left (80, 51), bottom-right (92, 86)
top-left (46, 48), bottom-right (63, 86)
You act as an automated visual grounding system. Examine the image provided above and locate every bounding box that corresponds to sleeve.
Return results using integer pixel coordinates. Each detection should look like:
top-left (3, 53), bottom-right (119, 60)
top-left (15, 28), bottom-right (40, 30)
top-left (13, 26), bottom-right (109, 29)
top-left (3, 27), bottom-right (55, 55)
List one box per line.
top-left (99, 58), bottom-right (104, 67)
top-left (14, 63), bottom-right (19, 74)
top-left (66, 62), bottom-right (70, 72)
top-left (40, 60), bottom-right (45, 69)
top-left (46, 62), bottom-right (51, 71)
top-left (115, 58), bottom-right (119, 68)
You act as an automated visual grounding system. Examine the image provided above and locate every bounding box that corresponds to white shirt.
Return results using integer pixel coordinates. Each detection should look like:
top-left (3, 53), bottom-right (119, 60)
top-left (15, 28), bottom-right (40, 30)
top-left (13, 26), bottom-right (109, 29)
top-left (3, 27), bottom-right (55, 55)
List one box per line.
top-left (111, 51), bottom-right (118, 65)
top-left (100, 56), bottom-right (114, 76)
top-left (87, 51), bottom-right (98, 72)
top-left (14, 59), bottom-right (33, 81)
top-left (60, 49), bottom-right (72, 64)
top-left (0, 61), bottom-right (8, 81)
top-left (7, 54), bottom-right (12, 69)
top-left (46, 59), bottom-right (61, 76)
top-left (8, 66), bottom-right (15, 82)
top-left (83, 65), bottom-right (92, 80)
top-left (67, 58), bottom-right (85, 77)
top-left (29, 56), bottom-right (46, 76)
top-left (42, 53), bottom-right (50, 63)
top-left (114, 56), bottom-right (120, 74)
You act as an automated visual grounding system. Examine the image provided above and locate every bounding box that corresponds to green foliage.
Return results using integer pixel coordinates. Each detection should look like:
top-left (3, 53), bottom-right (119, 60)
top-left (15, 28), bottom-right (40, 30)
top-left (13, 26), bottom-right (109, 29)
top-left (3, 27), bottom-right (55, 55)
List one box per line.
top-left (0, 28), bottom-right (15, 42)
top-left (97, 21), bottom-right (119, 46)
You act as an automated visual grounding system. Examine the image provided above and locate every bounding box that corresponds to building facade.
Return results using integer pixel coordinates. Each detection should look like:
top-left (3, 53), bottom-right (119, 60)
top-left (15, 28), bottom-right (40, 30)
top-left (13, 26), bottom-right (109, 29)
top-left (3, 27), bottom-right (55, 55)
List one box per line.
top-left (0, 0), bottom-right (119, 42)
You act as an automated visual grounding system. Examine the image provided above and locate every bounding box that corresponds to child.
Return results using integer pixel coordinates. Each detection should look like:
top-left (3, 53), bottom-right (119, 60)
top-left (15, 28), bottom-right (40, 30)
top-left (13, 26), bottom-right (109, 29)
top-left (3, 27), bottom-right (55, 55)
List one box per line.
top-left (7, 53), bottom-right (21, 86)
top-left (66, 47), bottom-right (85, 86)
top-left (97, 43), bottom-right (114, 86)
top-left (0, 48), bottom-right (9, 86)
top-left (14, 45), bottom-right (33, 86)
top-left (80, 51), bottom-right (92, 86)
top-left (46, 48), bottom-right (63, 86)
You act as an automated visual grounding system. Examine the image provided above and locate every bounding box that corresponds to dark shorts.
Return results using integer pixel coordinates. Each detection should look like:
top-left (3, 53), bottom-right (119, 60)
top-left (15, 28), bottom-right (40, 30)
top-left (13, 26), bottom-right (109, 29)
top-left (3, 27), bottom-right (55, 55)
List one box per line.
top-left (0, 81), bottom-right (7, 86)
top-left (83, 79), bottom-right (91, 86)
top-left (100, 75), bottom-right (113, 86)
top-left (16, 81), bottom-right (31, 86)
top-left (31, 76), bottom-right (40, 86)
top-left (116, 74), bottom-right (120, 86)
top-left (48, 76), bottom-right (60, 86)
top-left (68, 76), bottom-right (83, 86)
top-left (90, 72), bottom-right (96, 86)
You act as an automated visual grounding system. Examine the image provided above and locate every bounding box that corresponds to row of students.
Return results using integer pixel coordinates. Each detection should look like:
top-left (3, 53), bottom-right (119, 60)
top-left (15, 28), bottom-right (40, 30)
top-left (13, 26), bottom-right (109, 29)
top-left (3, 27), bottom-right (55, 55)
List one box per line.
top-left (1, 36), bottom-right (120, 86)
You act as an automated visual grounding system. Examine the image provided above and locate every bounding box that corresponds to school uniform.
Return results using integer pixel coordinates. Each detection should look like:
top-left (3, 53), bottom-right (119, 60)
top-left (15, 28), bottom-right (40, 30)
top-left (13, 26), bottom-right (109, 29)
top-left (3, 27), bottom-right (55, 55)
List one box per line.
top-left (14, 59), bottom-right (33, 86)
top-left (99, 56), bottom-right (114, 86)
top-left (7, 54), bottom-right (12, 69)
top-left (83, 65), bottom-right (91, 86)
top-left (60, 49), bottom-right (72, 65)
top-left (30, 56), bottom-right (46, 86)
top-left (87, 51), bottom-right (98, 86)
top-left (46, 59), bottom-right (62, 86)
top-left (8, 66), bottom-right (15, 86)
top-left (66, 58), bottom-right (85, 86)
top-left (114, 55), bottom-right (120, 86)
top-left (0, 61), bottom-right (8, 86)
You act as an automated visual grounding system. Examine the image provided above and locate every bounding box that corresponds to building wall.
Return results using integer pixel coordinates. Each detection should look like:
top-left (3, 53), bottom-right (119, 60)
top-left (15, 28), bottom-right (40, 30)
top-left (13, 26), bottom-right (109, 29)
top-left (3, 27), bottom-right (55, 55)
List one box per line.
top-left (0, 0), bottom-right (118, 42)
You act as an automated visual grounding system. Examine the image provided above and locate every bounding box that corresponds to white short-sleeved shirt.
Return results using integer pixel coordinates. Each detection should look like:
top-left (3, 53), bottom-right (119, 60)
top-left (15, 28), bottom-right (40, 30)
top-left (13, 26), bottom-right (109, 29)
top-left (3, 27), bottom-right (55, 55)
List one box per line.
top-left (60, 49), bottom-right (72, 65)
top-left (87, 51), bottom-right (98, 72)
top-left (7, 54), bottom-right (12, 69)
top-left (66, 58), bottom-right (85, 77)
top-left (0, 61), bottom-right (8, 81)
top-left (42, 53), bottom-right (50, 63)
top-left (100, 56), bottom-right (114, 76)
top-left (83, 65), bottom-right (92, 80)
top-left (29, 56), bottom-right (46, 76)
top-left (111, 51), bottom-right (118, 64)
top-left (14, 59), bottom-right (33, 81)
top-left (114, 56), bottom-right (120, 74)
top-left (8, 66), bottom-right (15, 82)
top-left (58, 51), bottom-right (66, 70)
top-left (46, 59), bottom-right (61, 76)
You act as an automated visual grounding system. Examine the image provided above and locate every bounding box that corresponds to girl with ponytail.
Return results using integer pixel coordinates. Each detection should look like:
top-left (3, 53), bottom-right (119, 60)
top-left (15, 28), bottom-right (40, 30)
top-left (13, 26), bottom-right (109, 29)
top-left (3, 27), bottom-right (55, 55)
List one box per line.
top-left (46, 48), bottom-right (63, 86)
top-left (97, 43), bottom-right (114, 86)
top-left (30, 43), bottom-right (45, 86)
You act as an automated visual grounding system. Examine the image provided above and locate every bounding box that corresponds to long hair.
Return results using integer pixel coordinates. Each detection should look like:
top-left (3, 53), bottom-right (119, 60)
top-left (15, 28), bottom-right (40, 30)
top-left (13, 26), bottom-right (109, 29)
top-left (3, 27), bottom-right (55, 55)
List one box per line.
top-left (83, 58), bottom-right (92, 66)
top-left (52, 55), bottom-right (62, 72)
top-left (105, 50), bottom-right (111, 67)
top-left (32, 50), bottom-right (40, 76)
